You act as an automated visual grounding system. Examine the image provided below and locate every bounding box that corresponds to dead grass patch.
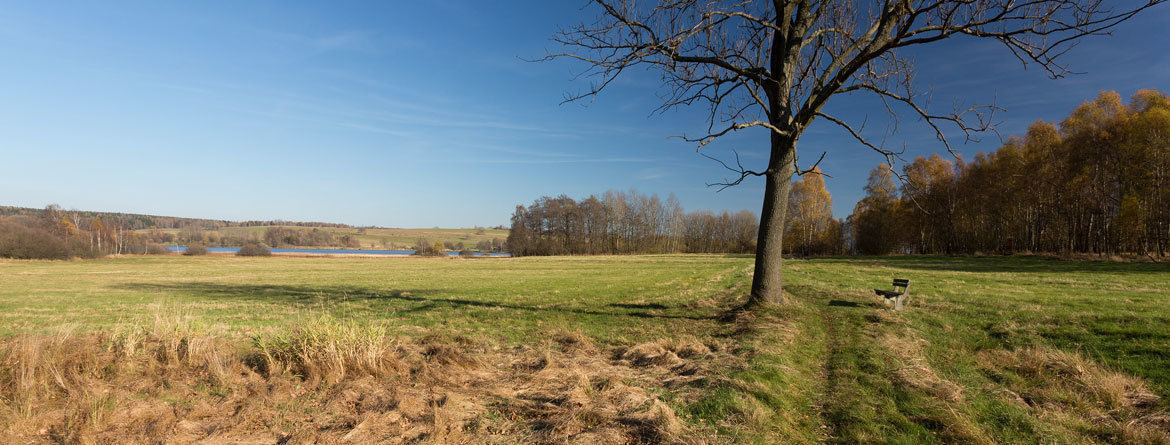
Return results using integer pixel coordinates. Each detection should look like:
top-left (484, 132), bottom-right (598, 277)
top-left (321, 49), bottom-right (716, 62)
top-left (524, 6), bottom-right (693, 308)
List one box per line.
top-left (0, 319), bottom-right (727, 444)
top-left (979, 347), bottom-right (1170, 443)
top-left (497, 334), bottom-right (713, 444)
top-left (879, 333), bottom-right (965, 404)
top-left (877, 331), bottom-right (992, 444)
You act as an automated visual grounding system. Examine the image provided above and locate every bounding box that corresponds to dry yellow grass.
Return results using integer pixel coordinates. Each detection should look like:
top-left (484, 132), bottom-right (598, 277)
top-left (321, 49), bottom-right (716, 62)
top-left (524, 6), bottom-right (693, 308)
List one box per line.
top-left (0, 314), bottom-right (727, 444)
top-left (979, 347), bottom-right (1170, 444)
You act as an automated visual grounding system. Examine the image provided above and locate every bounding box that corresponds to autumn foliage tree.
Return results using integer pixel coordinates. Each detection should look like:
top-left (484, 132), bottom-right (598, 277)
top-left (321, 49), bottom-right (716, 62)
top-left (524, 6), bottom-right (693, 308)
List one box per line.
top-left (849, 164), bottom-right (902, 255)
top-left (901, 154), bottom-right (958, 254)
top-left (412, 238), bottom-right (447, 257)
top-left (0, 205), bottom-right (109, 259)
top-left (849, 90), bottom-right (1170, 256)
top-left (544, 0), bottom-right (1162, 305)
top-left (783, 168), bottom-right (841, 255)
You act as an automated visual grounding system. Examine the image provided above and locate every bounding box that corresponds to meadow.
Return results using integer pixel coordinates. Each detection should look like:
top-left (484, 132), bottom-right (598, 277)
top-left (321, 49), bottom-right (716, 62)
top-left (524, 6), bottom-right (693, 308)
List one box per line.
top-left (0, 254), bottom-right (1167, 443)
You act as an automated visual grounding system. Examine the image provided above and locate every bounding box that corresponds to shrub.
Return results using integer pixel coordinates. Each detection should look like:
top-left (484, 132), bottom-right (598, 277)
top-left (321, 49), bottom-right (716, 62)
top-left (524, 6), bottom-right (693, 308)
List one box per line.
top-left (0, 219), bottom-right (73, 259)
top-left (183, 244), bottom-right (209, 256)
top-left (252, 315), bottom-right (392, 383)
top-left (146, 243), bottom-right (172, 255)
top-left (68, 238), bottom-right (102, 259)
top-left (339, 234), bottom-right (362, 248)
top-left (412, 238), bottom-right (447, 257)
top-left (236, 243), bottom-right (272, 257)
top-left (458, 249), bottom-right (475, 257)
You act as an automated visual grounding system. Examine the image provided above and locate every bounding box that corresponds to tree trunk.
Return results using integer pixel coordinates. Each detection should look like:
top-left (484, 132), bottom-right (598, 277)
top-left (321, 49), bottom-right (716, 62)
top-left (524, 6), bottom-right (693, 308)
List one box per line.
top-left (749, 134), bottom-right (797, 306)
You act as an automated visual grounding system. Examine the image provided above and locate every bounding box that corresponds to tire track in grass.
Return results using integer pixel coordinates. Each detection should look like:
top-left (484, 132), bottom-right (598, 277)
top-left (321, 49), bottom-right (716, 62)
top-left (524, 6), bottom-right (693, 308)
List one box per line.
top-left (804, 284), bottom-right (988, 444)
top-left (811, 286), bottom-right (859, 443)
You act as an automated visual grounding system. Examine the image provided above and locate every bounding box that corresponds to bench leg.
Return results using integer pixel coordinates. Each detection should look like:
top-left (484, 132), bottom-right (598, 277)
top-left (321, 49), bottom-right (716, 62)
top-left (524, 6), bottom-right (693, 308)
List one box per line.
top-left (894, 295), bottom-right (906, 311)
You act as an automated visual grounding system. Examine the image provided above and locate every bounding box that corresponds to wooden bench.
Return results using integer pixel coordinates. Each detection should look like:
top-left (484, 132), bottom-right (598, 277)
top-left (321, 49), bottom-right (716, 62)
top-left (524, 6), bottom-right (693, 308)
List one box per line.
top-left (874, 279), bottom-right (910, 311)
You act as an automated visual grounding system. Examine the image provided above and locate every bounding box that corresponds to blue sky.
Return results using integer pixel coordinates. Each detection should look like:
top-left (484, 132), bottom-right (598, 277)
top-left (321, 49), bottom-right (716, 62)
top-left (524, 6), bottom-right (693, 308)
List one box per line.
top-left (1, 2), bottom-right (1167, 227)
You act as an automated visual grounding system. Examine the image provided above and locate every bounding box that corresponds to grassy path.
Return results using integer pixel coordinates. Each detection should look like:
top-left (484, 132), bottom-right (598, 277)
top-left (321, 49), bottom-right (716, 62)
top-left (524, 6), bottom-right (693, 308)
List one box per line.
top-left (809, 288), bottom-right (983, 443)
top-left (816, 292), bottom-right (863, 443)
top-left (726, 257), bottom-right (1170, 444)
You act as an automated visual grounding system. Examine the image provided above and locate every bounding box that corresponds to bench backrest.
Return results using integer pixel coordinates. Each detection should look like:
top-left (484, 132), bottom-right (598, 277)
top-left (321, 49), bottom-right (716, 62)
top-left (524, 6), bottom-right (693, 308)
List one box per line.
top-left (893, 279), bottom-right (909, 288)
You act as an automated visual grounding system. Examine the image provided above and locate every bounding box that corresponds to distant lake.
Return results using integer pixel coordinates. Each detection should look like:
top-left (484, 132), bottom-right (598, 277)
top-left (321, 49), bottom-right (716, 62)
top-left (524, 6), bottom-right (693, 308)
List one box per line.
top-left (166, 246), bottom-right (511, 257)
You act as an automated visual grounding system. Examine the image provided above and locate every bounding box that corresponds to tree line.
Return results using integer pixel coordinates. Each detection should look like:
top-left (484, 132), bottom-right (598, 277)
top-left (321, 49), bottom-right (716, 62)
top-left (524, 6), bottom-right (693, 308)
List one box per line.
top-left (0, 206), bottom-right (231, 231)
top-left (140, 227), bottom-right (261, 248)
top-left (0, 206), bottom-right (383, 258)
top-left (506, 190), bottom-right (758, 256)
top-left (506, 176), bottom-right (853, 258)
top-left (0, 204), bottom-right (175, 259)
top-left (262, 227), bottom-right (360, 248)
top-left (848, 90), bottom-right (1170, 256)
top-left (0, 206), bottom-right (370, 232)
top-left (237, 220), bottom-right (355, 229)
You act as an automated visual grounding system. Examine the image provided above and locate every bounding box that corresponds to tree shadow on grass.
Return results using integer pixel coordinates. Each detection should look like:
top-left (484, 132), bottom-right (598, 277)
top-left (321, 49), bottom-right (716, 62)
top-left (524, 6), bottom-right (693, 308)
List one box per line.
top-left (608, 303), bottom-right (670, 310)
top-left (782, 284), bottom-right (882, 309)
top-left (113, 282), bottom-right (714, 321)
top-left (808, 255), bottom-right (1170, 274)
top-left (828, 300), bottom-right (862, 308)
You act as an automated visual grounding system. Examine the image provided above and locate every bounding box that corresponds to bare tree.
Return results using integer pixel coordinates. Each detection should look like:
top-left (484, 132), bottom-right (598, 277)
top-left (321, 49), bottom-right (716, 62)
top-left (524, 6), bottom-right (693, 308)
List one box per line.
top-left (541, 0), bottom-right (1163, 305)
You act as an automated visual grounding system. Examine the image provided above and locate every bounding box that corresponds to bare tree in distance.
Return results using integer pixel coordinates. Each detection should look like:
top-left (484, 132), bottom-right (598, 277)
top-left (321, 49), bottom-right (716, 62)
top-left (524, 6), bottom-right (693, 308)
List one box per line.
top-left (539, 0), bottom-right (1164, 306)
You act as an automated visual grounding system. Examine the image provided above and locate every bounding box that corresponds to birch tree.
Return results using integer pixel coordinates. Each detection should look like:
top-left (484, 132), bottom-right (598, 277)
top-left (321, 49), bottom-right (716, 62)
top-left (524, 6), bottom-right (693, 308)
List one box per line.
top-left (784, 168), bottom-right (833, 256)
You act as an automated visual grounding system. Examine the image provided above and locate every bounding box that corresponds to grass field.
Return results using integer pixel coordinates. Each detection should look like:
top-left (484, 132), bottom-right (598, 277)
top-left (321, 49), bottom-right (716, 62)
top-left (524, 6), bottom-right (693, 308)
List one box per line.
top-left (1, 254), bottom-right (1168, 443)
top-left (141, 226), bottom-right (509, 250)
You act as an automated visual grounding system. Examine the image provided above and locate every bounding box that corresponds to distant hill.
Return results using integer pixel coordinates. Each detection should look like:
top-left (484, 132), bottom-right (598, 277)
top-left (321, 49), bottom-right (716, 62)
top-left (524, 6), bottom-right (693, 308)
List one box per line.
top-left (0, 205), bottom-right (508, 251)
top-left (0, 205), bottom-right (359, 231)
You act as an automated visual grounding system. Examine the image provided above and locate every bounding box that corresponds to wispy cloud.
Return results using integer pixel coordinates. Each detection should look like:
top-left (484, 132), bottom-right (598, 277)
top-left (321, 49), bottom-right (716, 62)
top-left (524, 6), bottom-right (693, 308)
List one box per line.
top-left (242, 26), bottom-right (386, 55)
top-left (310, 30), bottom-right (377, 52)
top-left (477, 145), bottom-right (587, 159)
top-left (470, 156), bottom-right (660, 165)
top-left (332, 121), bottom-right (415, 137)
top-left (638, 168), bottom-right (669, 180)
top-left (146, 77), bottom-right (580, 138)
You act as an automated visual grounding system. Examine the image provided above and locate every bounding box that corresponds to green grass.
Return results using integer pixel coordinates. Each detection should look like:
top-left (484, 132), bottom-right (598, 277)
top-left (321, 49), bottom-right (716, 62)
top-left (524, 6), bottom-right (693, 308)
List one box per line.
top-left (0, 254), bottom-right (744, 344)
top-left (787, 256), bottom-right (1170, 396)
top-left (1, 254), bottom-right (1167, 443)
top-left (736, 256), bottom-right (1170, 443)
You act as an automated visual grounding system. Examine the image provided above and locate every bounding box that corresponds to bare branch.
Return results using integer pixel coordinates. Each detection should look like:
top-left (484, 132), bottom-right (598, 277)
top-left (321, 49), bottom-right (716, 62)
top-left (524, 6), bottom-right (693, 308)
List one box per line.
top-left (537, 0), bottom-right (1163, 186)
top-left (675, 120), bottom-right (790, 149)
top-left (701, 150), bottom-right (767, 191)
top-left (796, 151), bottom-right (830, 177)
top-left (815, 111), bottom-right (894, 158)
